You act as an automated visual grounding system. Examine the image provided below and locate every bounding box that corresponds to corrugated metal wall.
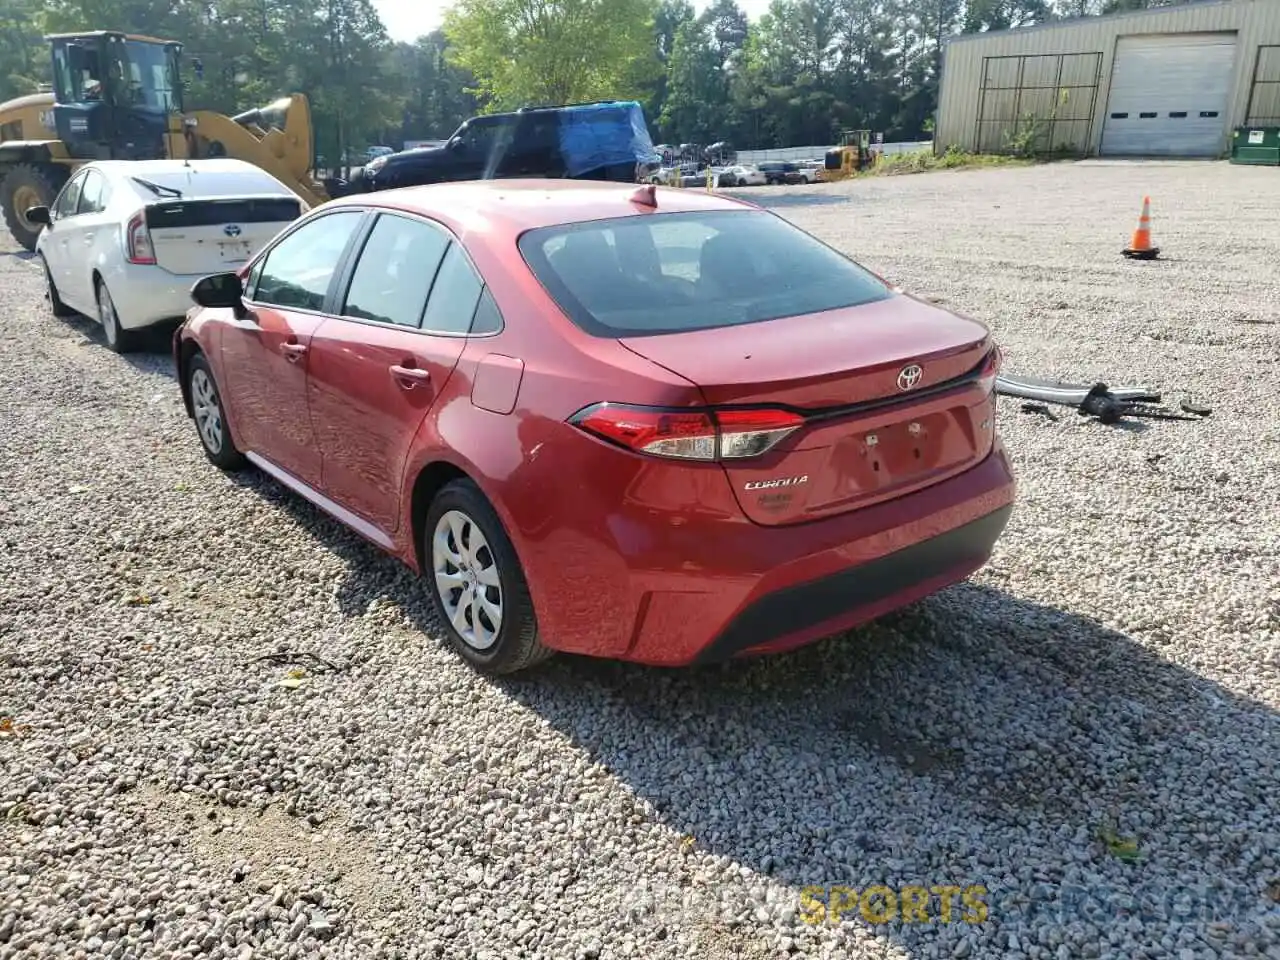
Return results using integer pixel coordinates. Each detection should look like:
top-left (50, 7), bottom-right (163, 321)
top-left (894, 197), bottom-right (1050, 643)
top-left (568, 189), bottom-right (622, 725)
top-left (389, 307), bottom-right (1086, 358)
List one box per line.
top-left (936, 0), bottom-right (1280, 155)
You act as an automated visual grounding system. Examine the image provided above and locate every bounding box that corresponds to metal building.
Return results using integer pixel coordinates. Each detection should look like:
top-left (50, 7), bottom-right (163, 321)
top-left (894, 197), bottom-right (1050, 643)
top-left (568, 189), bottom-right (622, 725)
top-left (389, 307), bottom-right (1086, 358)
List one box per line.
top-left (935, 0), bottom-right (1280, 158)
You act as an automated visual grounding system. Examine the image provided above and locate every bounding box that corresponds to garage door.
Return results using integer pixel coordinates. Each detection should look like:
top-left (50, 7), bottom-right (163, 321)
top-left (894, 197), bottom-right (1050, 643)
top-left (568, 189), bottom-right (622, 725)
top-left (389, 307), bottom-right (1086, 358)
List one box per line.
top-left (1100, 33), bottom-right (1237, 157)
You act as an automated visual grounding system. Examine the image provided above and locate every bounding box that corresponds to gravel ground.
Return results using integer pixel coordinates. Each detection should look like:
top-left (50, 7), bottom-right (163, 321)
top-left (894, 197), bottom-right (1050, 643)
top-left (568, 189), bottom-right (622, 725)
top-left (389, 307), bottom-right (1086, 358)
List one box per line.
top-left (1, 160), bottom-right (1278, 960)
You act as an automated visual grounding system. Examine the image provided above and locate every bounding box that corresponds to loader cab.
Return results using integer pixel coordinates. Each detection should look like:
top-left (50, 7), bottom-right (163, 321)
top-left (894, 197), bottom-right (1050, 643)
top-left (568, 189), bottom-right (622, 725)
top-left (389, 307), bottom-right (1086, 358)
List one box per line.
top-left (48, 31), bottom-right (183, 161)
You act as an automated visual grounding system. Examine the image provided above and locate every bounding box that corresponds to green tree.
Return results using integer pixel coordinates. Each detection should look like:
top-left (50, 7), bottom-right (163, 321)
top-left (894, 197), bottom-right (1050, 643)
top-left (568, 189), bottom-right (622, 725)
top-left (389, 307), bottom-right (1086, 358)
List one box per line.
top-left (659, 19), bottom-right (725, 142)
top-left (443, 0), bottom-right (660, 110)
top-left (646, 0), bottom-right (696, 129)
top-left (385, 30), bottom-right (479, 142)
top-left (0, 0), bottom-right (45, 101)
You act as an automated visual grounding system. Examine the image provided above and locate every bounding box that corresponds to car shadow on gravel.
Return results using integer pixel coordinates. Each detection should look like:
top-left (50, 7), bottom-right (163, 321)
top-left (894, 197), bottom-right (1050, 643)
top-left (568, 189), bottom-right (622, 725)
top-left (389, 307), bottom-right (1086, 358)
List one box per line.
top-left (52, 310), bottom-right (179, 379)
top-left (229, 480), bottom-right (1278, 950)
top-left (498, 585), bottom-right (1279, 949)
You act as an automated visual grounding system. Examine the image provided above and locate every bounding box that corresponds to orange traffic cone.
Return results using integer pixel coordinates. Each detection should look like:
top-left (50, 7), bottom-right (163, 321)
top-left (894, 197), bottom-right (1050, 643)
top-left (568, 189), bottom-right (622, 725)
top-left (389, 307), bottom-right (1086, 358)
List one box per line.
top-left (1122, 196), bottom-right (1160, 260)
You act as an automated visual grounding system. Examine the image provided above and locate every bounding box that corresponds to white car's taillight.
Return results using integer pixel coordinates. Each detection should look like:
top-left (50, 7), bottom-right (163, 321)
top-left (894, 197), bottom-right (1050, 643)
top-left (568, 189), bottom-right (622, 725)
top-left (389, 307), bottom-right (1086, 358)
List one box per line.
top-left (125, 213), bottom-right (156, 265)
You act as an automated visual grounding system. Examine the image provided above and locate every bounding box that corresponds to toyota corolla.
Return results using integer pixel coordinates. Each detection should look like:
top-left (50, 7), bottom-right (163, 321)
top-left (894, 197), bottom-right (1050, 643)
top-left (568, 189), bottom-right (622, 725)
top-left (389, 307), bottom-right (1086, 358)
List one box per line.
top-left (174, 180), bottom-right (1016, 674)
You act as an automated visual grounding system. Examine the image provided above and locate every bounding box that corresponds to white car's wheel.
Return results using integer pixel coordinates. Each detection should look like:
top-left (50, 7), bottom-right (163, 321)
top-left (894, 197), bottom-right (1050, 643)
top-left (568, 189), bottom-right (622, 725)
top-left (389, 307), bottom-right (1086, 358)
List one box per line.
top-left (96, 280), bottom-right (138, 354)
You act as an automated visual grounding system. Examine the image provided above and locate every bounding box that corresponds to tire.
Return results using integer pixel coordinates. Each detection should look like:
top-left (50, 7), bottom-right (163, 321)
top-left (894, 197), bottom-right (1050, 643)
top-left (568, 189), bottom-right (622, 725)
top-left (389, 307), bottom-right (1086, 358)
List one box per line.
top-left (424, 479), bottom-right (553, 675)
top-left (186, 352), bottom-right (245, 471)
top-left (41, 256), bottom-right (75, 318)
top-left (96, 279), bottom-right (139, 354)
top-left (1, 163), bottom-right (63, 253)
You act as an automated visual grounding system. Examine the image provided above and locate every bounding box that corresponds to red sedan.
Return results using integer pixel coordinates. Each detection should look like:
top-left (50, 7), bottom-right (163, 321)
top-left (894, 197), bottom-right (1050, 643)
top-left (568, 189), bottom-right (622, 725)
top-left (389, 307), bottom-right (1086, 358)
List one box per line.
top-left (175, 180), bottom-right (1016, 674)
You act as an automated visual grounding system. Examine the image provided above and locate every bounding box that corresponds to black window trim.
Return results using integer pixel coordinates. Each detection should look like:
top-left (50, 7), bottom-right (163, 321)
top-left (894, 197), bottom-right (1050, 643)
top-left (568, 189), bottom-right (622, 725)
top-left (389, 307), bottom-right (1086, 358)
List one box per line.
top-left (239, 206), bottom-right (372, 319)
top-left (76, 169), bottom-right (109, 215)
top-left (329, 207), bottom-right (504, 339)
top-left (52, 169), bottom-right (90, 221)
top-left (515, 207), bottom-right (894, 340)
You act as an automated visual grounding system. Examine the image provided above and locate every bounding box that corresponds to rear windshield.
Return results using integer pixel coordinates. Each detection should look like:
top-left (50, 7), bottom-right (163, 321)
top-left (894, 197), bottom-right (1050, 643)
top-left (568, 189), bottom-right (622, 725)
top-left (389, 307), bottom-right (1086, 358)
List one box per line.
top-left (517, 209), bottom-right (892, 337)
top-left (145, 197), bottom-right (301, 229)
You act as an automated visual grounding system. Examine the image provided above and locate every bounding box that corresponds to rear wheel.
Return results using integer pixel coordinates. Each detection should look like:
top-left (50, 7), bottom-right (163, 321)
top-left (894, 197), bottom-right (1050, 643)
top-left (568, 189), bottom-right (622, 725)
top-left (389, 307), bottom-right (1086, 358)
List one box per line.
top-left (2, 163), bottom-right (63, 253)
top-left (424, 479), bottom-right (552, 675)
top-left (96, 280), bottom-right (139, 354)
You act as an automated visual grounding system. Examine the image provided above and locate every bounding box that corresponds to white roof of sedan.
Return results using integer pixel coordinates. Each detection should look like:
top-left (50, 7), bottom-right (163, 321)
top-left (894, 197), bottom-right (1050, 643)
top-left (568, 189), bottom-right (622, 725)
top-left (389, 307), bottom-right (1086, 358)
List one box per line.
top-left (90, 158), bottom-right (298, 199)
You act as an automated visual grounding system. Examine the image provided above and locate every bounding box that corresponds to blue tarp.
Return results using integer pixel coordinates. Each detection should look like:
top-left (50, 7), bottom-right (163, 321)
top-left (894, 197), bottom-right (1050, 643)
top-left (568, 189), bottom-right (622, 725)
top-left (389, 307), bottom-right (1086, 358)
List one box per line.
top-left (557, 101), bottom-right (661, 177)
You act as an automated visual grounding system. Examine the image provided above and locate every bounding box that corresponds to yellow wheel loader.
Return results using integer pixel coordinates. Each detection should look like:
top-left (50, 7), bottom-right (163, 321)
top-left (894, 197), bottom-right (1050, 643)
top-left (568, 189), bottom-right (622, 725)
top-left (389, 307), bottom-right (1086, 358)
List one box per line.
top-left (819, 129), bottom-right (881, 182)
top-left (0, 30), bottom-right (329, 251)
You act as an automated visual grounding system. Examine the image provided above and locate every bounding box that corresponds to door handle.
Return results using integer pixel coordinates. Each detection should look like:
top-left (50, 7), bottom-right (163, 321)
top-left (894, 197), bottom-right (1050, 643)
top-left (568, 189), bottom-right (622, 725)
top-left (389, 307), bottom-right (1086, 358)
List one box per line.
top-left (279, 342), bottom-right (307, 362)
top-left (390, 364), bottom-right (430, 389)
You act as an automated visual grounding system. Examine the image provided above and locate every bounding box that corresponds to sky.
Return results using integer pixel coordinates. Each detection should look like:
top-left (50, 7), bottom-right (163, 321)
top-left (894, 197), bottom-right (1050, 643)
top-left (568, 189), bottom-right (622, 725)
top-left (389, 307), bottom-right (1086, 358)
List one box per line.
top-left (372, 0), bottom-right (772, 44)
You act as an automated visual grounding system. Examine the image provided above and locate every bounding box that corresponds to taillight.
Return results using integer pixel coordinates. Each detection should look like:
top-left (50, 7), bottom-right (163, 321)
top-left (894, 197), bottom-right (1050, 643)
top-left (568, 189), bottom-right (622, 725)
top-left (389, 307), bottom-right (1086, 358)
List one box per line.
top-left (569, 403), bottom-right (804, 461)
top-left (977, 344), bottom-right (1002, 394)
top-left (125, 213), bottom-right (156, 265)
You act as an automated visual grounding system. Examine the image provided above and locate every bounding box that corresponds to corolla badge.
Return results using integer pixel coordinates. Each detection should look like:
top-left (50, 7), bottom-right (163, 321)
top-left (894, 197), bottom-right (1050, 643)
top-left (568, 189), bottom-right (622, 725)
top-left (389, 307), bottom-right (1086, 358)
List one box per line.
top-left (897, 364), bottom-right (923, 391)
top-left (744, 476), bottom-right (808, 491)
top-left (223, 224), bottom-right (242, 238)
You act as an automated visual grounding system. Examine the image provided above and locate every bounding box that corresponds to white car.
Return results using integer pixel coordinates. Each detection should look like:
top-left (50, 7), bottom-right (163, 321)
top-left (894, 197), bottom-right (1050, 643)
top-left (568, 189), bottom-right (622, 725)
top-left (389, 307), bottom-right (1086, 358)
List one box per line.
top-left (795, 160), bottom-right (824, 183)
top-left (30, 158), bottom-right (304, 353)
top-left (718, 164), bottom-right (767, 187)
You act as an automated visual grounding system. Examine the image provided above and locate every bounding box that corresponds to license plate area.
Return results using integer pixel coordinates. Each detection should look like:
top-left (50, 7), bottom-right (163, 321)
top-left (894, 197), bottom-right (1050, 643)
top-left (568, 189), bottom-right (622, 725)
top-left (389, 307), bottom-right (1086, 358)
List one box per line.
top-left (853, 411), bottom-right (959, 490)
top-left (218, 241), bottom-right (251, 263)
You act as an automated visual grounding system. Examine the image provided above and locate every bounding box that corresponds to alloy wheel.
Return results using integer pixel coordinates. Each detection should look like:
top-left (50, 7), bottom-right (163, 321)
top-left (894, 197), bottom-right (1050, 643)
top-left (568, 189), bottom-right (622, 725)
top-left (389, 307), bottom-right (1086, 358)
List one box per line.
top-left (190, 367), bottom-right (224, 455)
top-left (98, 284), bottom-right (120, 347)
top-left (432, 509), bottom-right (503, 651)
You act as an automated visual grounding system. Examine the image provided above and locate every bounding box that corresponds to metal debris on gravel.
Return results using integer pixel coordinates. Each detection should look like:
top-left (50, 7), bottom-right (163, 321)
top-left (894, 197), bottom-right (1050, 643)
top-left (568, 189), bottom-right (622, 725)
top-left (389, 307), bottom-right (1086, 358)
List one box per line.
top-left (2, 161), bottom-right (1278, 960)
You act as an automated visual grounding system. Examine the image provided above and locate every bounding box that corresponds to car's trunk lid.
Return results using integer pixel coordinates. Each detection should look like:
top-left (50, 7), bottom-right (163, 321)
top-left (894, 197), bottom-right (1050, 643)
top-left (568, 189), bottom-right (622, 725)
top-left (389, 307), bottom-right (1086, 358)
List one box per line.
top-left (143, 195), bottom-right (302, 275)
top-left (619, 293), bottom-right (998, 525)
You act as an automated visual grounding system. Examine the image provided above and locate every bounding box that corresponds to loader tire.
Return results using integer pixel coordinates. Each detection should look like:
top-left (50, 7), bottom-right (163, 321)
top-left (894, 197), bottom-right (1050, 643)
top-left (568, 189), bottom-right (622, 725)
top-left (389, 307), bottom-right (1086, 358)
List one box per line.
top-left (2, 163), bottom-right (63, 253)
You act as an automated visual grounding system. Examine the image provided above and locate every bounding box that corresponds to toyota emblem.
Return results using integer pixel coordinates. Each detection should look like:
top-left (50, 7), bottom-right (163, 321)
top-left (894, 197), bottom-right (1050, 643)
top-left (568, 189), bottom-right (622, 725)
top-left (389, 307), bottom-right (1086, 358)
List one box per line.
top-left (223, 224), bottom-right (242, 238)
top-left (897, 364), bottom-right (923, 391)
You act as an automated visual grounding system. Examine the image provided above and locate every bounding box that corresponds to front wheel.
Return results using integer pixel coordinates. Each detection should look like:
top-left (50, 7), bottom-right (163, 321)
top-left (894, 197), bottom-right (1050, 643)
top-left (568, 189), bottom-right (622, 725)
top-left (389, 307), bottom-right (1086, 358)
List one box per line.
top-left (187, 352), bottom-right (245, 470)
top-left (41, 257), bottom-right (74, 318)
top-left (424, 479), bottom-right (552, 675)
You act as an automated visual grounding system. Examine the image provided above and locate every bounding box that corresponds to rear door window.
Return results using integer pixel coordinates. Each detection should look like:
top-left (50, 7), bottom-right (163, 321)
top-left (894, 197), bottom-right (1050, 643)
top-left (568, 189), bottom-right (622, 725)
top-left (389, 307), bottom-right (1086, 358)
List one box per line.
top-left (518, 209), bottom-right (892, 338)
top-left (420, 244), bottom-right (484, 335)
top-left (341, 213), bottom-right (449, 327)
top-left (251, 210), bottom-right (364, 312)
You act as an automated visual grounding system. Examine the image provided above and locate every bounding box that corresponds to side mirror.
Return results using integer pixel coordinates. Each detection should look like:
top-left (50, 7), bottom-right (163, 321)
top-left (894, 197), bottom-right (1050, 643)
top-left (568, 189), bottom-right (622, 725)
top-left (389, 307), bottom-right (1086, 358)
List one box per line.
top-left (25, 205), bottom-right (50, 225)
top-left (191, 271), bottom-right (245, 314)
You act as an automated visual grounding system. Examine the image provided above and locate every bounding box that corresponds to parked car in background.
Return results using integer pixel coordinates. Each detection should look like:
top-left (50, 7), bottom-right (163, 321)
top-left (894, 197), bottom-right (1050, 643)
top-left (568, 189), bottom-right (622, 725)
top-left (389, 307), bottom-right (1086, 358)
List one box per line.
top-left (755, 160), bottom-right (804, 185)
top-left (364, 146), bottom-right (395, 162)
top-left (795, 160), bottom-right (824, 183)
top-left (343, 101), bottom-right (661, 195)
top-left (175, 179), bottom-right (1015, 676)
top-left (29, 158), bottom-right (304, 353)
top-left (649, 162), bottom-right (699, 184)
top-left (717, 164), bottom-right (767, 187)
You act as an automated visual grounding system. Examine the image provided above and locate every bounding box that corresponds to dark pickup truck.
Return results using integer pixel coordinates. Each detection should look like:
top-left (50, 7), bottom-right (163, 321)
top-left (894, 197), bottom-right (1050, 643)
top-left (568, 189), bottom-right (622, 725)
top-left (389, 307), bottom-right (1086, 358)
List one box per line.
top-left (332, 100), bottom-right (662, 195)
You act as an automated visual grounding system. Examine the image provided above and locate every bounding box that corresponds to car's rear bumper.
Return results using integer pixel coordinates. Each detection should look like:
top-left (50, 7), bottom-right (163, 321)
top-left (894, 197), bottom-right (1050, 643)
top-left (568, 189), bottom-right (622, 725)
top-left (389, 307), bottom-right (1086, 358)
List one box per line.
top-left (103, 263), bottom-right (224, 330)
top-left (692, 503), bottom-right (1012, 663)
top-left (574, 444), bottom-right (1017, 667)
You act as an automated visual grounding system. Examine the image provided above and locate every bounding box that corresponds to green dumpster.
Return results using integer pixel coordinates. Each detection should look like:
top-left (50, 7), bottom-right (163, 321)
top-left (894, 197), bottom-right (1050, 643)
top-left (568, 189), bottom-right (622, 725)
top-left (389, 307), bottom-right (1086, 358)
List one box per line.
top-left (1231, 126), bottom-right (1280, 166)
